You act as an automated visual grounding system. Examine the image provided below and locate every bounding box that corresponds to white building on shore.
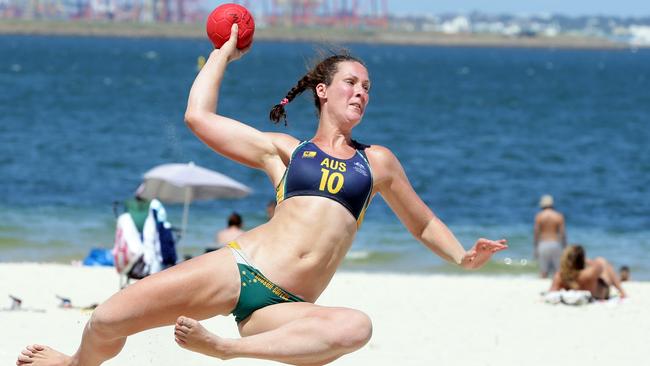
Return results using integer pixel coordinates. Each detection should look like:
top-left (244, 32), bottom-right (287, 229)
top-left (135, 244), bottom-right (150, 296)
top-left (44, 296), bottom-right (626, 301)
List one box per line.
top-left (629, 25), bottom-right (650, 45)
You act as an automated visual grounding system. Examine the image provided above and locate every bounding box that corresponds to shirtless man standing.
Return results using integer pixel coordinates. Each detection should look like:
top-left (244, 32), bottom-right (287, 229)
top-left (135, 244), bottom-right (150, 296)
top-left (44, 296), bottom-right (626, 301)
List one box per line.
top-left (534, 195), bottom-right (566, 278)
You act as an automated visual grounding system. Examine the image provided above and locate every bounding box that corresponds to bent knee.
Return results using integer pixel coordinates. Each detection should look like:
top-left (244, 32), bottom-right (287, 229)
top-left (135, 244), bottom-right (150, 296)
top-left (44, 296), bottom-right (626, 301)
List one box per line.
top-left (325, 309), bottom-right (373, 350)
top-left (88, 305), bottom-right (130, 339)
top-left (593, 257), bottom-right (612, 269)
top-left (594, 257), bottom-right (611, 265)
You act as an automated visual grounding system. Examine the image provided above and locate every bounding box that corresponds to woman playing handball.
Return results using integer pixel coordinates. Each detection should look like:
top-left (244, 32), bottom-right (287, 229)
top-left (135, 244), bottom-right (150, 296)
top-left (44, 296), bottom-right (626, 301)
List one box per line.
top-left (17, 24), bottom-right (507, 366)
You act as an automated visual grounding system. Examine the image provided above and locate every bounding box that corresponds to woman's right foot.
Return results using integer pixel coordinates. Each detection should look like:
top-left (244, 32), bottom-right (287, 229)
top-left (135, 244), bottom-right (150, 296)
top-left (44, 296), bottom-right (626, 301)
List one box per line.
top-left (174, 316), bottom-right (232, 359)
top-left (16, 344), bottom-right (71, 366)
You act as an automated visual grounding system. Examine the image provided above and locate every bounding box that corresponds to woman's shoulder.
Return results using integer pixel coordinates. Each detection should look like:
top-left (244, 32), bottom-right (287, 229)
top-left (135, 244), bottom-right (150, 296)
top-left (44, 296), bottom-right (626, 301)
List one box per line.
top-left (363, 143), bottom-right (399, 166)
top-left (360, 144), bottom-right (406, 186)
top-left (266, 132), bottom-right (301, 156)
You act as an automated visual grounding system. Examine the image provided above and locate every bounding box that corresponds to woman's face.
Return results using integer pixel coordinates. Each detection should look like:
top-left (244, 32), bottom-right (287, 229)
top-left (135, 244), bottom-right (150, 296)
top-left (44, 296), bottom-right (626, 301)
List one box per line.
top-left (318, 61), bottom-right (370, 128)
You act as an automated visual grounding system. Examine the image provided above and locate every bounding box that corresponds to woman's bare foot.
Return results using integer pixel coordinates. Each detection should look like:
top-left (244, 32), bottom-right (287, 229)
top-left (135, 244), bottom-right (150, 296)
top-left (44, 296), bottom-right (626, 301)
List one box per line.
top-left (16, 344), bottom-right (71, 366)
top-left (174, 316), bottom-right (232, 359)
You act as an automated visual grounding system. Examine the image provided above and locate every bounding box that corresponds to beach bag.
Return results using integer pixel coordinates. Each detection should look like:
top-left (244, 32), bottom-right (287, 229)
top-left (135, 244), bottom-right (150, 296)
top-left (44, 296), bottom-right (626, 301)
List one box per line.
top-left (113, 213), bottom-right (146, 277)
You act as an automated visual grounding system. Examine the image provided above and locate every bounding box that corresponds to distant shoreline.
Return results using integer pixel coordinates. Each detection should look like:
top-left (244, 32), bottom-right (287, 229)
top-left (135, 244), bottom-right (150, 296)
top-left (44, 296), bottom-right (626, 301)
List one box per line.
top-left (0, 19), bottom-right (632, 50)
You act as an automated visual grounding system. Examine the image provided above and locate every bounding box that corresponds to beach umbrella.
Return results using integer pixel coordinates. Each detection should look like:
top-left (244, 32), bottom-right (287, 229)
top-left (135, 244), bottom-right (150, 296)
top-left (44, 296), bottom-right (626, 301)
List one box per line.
top-left (137, 162), bottom-right (252, 240)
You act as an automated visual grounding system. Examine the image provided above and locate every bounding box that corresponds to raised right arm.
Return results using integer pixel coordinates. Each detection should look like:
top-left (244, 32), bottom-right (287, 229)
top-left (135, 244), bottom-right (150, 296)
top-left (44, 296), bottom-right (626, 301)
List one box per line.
top-left (184, 25), bottom-right (296, 177)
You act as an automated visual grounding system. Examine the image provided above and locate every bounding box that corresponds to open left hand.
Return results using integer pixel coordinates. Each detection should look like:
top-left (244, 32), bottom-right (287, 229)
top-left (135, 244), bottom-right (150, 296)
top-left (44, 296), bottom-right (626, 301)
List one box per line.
top-left (460, 238), bottom-right (508, 269)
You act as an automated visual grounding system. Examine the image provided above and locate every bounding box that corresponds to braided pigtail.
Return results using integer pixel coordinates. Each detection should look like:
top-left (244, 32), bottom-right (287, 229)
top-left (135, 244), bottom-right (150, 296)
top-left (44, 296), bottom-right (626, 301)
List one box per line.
top-left (269, 51), bottom-right (365, 126)
top-left (269, 74), bottom-right (313, 126)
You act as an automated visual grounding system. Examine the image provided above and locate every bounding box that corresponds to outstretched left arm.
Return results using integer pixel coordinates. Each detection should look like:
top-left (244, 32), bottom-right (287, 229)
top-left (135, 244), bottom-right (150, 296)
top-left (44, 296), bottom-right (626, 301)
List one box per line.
top-left (369, 145), bottom-right (507, 269)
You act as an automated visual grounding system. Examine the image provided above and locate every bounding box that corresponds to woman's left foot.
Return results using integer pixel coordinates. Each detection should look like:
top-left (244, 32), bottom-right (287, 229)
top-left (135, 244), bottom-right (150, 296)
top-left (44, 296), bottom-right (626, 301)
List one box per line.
top-left (174, 316), bottom-right (231, 359)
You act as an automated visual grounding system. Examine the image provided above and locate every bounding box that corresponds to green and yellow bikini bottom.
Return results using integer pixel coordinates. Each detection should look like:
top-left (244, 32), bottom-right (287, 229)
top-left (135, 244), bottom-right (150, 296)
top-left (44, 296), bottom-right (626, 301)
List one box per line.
top-left (227, 242), bottom-right (305, 323)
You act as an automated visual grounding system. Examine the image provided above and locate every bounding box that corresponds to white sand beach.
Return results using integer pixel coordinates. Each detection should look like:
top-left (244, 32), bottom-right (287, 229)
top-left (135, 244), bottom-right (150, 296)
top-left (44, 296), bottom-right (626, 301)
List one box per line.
top-left (1, 263), bottom-right (647, 365)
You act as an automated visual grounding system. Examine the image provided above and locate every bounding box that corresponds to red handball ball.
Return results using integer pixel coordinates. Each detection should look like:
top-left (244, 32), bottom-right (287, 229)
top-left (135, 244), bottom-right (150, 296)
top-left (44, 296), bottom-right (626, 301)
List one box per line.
top-left (206, 3), bottom-right (255, 49)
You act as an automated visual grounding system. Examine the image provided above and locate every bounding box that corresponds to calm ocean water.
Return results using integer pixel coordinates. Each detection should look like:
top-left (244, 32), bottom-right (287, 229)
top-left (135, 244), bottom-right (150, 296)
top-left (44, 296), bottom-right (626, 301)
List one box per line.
top-left (1, 35), bottom-right (649, 279)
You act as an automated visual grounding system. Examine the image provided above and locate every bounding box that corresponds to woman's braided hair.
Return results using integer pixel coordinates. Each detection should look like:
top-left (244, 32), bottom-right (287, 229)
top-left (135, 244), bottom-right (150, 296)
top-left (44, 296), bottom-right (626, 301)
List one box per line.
top-left (269, 52), bottom-right (365, 125)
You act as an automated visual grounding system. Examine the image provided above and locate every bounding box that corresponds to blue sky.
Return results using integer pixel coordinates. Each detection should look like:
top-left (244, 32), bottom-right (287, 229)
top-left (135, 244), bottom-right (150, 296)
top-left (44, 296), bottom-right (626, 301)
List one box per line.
top-left (388, 0), bottom-right (650, 17)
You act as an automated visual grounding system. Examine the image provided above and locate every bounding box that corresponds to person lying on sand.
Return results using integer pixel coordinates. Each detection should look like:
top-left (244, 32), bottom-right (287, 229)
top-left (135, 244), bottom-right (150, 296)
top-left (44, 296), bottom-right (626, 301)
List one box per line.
top-left (550, 244), bottom-right (626, 300)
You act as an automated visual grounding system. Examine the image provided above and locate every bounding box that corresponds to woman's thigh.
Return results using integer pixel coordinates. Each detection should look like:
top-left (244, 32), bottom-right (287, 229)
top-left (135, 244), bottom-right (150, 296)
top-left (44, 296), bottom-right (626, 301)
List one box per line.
top-left (238, 302), bottom-right (370, 338)
top-left (94, 247), bottom-right (241, 335)
top-left (595, 278), bottom-right (610, 300)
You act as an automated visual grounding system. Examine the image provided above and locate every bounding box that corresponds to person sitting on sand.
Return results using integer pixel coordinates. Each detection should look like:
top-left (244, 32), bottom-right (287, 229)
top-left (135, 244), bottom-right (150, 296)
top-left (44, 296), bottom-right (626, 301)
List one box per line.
top-left (17, 25), bottom-right (507, 366)
top-left (550, 244), bottom-right (627, 300)
top-left (206, 212), bottom-right (245, 253)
